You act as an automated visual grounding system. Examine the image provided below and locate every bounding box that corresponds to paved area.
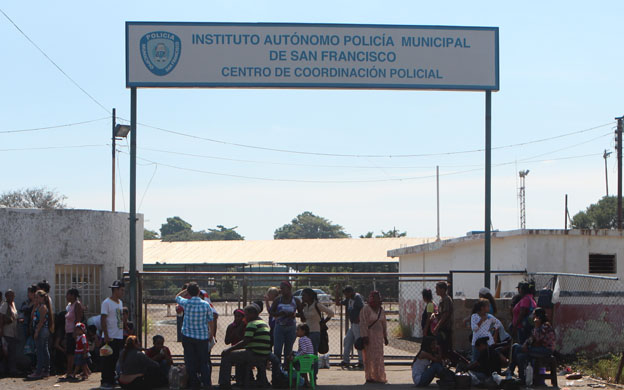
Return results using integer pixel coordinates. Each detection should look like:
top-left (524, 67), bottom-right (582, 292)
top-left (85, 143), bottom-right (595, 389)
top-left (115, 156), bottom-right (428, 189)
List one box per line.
top-left (0, 365), bottom-right (607, 390)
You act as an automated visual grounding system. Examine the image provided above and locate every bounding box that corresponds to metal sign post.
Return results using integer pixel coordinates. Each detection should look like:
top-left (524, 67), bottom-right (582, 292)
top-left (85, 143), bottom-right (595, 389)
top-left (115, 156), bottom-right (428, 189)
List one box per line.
top-left (125, 21), bottom-right (499, 321)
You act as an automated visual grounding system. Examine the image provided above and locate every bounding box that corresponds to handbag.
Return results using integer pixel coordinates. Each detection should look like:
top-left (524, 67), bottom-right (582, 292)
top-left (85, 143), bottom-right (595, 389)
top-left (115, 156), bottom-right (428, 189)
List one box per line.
top-left (315, 303), bottom-right (330, 354)
top-left (354, 306), bottom-right (382, 351)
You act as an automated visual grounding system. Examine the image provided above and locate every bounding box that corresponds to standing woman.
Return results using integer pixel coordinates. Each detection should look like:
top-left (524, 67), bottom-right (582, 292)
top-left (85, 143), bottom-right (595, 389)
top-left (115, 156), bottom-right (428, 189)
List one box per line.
top-left (62, 288), bottom-right (84, 380)
top-left (359, 291), bottom-right (388, 384)
top-left (512, 282), bottom-right (536, 344)
top-left (300, 288), bottom-right (334, 381)
top-left (270, 281), bottom-right (301, 363)
top-left (28, 290), bottom-right (55, 379)
top-left (0, 290), bottom-right (19, 376)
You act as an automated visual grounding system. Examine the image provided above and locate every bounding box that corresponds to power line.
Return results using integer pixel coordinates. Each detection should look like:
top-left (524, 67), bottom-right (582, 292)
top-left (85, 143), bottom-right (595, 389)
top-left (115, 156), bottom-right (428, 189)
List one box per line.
top-left (116, 149), bottom-right (602, 184)
top-left (132, 131), bottom-right (611, 170)
top-left (0, 117), bottom-right (109, 134)
top-left (0, 144), bottom-right (106, 152)
top-left (125, 118), bottom-right (614, 158)
top-left (0, 8), bottom-right (109, 114)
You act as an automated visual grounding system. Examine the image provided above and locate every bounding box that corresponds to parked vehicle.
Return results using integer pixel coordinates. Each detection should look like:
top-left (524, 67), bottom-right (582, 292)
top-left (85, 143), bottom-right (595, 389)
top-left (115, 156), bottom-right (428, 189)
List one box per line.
top-left (293, 288), bottom-right (332, 304)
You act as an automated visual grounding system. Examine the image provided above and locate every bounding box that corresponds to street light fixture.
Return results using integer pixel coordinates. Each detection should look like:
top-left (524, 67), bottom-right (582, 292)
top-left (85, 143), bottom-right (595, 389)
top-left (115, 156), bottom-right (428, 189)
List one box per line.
top-left (112, 108), bottom-right (130, 212)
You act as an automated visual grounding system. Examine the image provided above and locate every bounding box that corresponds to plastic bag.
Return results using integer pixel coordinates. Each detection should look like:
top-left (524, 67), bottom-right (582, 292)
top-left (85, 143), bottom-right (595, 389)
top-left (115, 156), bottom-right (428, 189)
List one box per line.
top-left (100, 343), bottom-right (113, 357)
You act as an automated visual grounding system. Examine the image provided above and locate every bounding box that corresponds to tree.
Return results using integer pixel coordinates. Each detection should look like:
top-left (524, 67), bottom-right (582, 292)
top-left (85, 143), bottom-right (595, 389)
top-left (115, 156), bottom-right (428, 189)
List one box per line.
top-left (274, 211), bottom-right (350, 239)
top-left (160, 216), bottom-right (192, 238)
top-left (0, 187), bottom-right (67, 209)
top-left (572, 196), bottom-right (618, 229)
top-left (377, 228), bottom-right (407, 238)
top-left (205, 225), bottom-right (244, 241)
top-left (144, 229), bottom-right (160, 240)
top-left (159, 217), bottom-right (245, 241)
top-left (359, 232), bottom-right (374, 238)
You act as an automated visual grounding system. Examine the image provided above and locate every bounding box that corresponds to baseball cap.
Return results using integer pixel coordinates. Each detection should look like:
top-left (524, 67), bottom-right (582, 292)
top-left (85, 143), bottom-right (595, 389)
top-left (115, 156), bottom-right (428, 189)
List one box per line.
top-left (109, 280), bottom-right (125, 289)
top-left (75, 322), bottom-right (86, 332)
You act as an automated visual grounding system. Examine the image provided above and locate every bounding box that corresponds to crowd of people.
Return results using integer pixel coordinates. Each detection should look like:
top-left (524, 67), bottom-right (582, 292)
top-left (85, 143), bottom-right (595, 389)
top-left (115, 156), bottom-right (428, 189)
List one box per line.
top-left (0, 277), bottom-right (557, 389)
top-left (412, 280), bottom-right (557, 387)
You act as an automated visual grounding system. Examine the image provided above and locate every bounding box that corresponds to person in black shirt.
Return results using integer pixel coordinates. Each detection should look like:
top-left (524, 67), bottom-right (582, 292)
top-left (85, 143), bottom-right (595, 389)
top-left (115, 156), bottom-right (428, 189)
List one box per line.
top-left (467, 337), bottom-right (508, 385)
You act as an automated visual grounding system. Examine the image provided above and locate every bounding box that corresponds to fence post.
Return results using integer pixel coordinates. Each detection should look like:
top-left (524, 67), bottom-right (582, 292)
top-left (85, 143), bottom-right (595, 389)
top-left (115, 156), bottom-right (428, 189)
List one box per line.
top-left (447, 272), bottom-right (454, 298)
top-left (143, 301), bottom-right (148, 348)
top-left (242, 276), bottom-right (248, 307)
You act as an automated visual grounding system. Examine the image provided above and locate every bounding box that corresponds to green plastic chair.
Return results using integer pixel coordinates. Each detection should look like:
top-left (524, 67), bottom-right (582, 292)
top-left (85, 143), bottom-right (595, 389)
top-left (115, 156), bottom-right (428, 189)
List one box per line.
top-left (289, 354), bottom-right (318, 390)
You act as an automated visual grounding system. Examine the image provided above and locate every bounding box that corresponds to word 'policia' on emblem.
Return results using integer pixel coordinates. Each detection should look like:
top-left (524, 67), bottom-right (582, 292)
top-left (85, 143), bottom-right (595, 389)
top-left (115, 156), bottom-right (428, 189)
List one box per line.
top-left (140, 31), bottom-right (182, 76)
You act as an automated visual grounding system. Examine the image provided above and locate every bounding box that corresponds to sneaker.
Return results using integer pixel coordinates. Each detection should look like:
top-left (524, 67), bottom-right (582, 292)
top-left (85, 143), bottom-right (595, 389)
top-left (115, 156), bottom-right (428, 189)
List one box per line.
top-left (339, 361), bottom-right (349, 368)
top-left (100, 383), bottom-right (114, 390)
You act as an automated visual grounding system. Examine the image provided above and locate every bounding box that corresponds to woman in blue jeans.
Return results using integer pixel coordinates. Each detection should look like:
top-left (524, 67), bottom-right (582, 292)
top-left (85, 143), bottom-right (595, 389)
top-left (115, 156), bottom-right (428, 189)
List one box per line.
top-left (28, 290), bottom-right (55, 379)
top-left (270, 281), bottom-right (301, 363)
top-left (412, 336), bottom-right (445, 387)
top-left (508, 308), bottom-right (556, 382)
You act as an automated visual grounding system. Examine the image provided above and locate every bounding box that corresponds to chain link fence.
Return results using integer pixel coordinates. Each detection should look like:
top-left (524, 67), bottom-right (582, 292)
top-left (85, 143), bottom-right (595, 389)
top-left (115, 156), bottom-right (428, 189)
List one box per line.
top-left (135, 271), bottom-right (449, 363)
top-left (529, 272), bottom-right (624, 356)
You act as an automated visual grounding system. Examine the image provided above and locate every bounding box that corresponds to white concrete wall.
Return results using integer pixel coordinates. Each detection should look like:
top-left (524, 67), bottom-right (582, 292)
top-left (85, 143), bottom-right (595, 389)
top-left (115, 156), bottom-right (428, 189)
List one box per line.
top-left (398, 230), bottom-right (624, 298)
top-left (398, 235), bottom-right (528, 298)
top-left (0, 208), bottom-right (143, 312)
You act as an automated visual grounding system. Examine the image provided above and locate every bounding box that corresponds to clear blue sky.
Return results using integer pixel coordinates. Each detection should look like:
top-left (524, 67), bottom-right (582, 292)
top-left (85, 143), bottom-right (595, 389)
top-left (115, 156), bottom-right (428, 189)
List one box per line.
top-left (1, 1), bottom-right (623, 239)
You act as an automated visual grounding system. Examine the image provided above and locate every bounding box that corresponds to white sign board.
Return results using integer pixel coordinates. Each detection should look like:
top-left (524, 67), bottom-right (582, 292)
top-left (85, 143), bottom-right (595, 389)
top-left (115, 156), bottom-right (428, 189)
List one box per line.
top-left (126, 22), bottom-right (499, 91)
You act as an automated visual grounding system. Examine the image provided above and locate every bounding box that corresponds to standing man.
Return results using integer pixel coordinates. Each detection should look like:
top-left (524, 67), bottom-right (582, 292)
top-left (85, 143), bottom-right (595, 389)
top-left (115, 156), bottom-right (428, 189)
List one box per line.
top-left (432, 281), bottom-right (453, 359)
top-left (176, 282), bottom-right (213, 390)
top-left (339, 286), bottom-right (364, 368)
top-left (100, 280), bottom-right (125, 390)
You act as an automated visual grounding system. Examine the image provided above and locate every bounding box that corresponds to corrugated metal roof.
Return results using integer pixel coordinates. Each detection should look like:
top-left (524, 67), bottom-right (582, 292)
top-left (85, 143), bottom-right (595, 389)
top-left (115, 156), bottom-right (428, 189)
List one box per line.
top-left (144, 237), bottom-right (437, 265)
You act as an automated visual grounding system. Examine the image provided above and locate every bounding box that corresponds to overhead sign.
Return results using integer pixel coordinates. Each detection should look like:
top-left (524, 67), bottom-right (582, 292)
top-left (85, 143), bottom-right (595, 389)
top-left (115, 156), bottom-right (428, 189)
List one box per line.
top-left (126, 22), bottom-right (499, 91)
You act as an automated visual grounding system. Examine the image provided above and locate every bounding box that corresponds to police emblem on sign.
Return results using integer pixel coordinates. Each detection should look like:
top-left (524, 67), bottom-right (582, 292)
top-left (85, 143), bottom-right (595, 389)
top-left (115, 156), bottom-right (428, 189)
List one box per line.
top-left (140, 31), bottom-right (181, 76)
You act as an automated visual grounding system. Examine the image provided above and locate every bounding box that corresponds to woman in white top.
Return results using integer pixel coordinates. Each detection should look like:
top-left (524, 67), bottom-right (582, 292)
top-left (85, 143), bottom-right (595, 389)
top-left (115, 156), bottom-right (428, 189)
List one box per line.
top-left (412, 336), bottom-right (444, 387)
top-left (300, 288), bottom-right (334, 381)
top-left (470, 298), bottom-right (503, 362)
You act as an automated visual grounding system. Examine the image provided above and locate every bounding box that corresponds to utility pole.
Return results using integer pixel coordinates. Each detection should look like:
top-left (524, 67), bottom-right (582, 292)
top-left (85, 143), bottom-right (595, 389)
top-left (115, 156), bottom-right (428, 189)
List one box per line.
top-left (112, 108), bottom-right (116, 212)
top-left (519, 170), bottom-right (529, 229)
top-left (616, 116), bottom-right (623, 229)
top-left (436, 165), bottom-right (440, 241)
top-left (604, 150), bottom-right (612, 197)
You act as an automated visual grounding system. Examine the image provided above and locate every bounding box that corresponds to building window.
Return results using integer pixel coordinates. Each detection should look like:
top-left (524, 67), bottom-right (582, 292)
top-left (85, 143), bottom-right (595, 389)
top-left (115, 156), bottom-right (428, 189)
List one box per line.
top-left (588, 254), bottom-right (616, 274)
top-left (55, 264), bottom-right (102, 318)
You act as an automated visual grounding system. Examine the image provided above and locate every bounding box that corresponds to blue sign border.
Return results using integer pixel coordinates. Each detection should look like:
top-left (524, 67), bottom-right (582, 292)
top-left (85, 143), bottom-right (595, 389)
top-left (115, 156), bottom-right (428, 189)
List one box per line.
top-left (126, 22), bottom-right (499, 91)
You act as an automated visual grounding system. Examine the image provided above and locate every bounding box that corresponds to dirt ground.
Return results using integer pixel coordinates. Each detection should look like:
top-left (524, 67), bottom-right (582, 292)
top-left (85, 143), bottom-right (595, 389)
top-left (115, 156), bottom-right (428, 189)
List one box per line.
top-left (0, 365), bottom-right (606, 390)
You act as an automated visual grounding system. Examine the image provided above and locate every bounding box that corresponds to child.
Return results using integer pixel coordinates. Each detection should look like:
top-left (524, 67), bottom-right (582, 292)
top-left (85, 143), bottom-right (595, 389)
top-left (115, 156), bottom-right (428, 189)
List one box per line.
top-left (86, 325), bottom-right (101, 372)
top-left (146, 335), bottom-right (173, 386)
top-left (290, 323), bottom-right (314, 360)
top-left (73, 322), bottom-right (91, 380)
top-left (284, 324), bottom-right (314, 387)
top-left (412, 336), bottom-right (444, 387)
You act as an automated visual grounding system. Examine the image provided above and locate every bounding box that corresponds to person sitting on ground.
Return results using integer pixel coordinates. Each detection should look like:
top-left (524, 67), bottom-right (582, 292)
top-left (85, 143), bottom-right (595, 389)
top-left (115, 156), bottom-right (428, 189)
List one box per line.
top-left (118, 335), bottom-right (160, 389)
top-left (508, 308), bottom-right (555, 383)
top-left (72, 322), bottom-right (91, 380)
top-left (145, 334), bottom-right (173, 386)
top-left (466, 337), bottom-right (508, 385)
top-left (412, 336), bottom-right (444, 387)
top-left (218, 305), bottom-right (281, 389)
top-left (421, 289), bottom-right (437, 337)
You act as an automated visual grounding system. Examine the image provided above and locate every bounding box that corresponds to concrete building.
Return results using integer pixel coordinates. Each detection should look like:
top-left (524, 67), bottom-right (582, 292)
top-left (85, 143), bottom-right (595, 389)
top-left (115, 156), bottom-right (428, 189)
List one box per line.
top-left (389, 229), bottom-right (623, 297)
top-left (0, 208), bottom-right (143, 317)
top-left (389, 229), bottom-right (624, 353)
